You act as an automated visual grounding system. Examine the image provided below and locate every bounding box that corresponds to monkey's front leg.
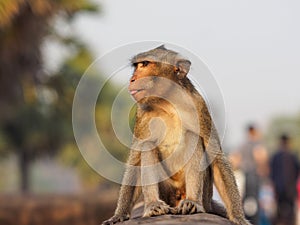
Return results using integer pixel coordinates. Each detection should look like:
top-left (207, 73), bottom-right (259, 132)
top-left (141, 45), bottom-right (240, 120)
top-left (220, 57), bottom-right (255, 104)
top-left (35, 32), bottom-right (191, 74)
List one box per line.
top-left (102, 186), bottom-right (132, 225)
top-left (141, 147), bottom-right (171, 217)
top-left (102, 182), bottom-right (140, 225)
top-left (177, 134), bottom-right (205, 214)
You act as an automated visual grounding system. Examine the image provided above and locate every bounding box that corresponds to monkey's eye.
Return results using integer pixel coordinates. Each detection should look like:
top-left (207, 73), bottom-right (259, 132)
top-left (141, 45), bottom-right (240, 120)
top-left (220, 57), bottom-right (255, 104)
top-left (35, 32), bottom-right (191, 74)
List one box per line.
top-left (141, 61), bottom-right (150, 67)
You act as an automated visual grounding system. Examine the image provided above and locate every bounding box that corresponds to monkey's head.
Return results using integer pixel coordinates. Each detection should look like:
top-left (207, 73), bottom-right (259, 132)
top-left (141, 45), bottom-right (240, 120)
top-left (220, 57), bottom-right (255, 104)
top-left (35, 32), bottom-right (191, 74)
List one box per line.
top-left (129, 45), bottom-right (191, 103)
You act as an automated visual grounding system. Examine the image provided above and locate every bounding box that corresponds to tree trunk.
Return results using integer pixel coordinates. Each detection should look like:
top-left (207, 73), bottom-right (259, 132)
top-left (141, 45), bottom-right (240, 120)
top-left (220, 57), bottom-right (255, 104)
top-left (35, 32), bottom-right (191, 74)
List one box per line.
top-left (18, 150), bottom-right (30, 193)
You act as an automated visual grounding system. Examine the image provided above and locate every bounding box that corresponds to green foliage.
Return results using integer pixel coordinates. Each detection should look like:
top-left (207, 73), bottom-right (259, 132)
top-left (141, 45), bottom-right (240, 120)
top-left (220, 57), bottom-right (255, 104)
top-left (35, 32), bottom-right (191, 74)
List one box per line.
top-left (58, 143), bottom-right (103, 188)
top-left (0, 130), bottom-right (9, 157)
top-left (0, 0), bottom-right (101, 192)
top-left (0, 0), bottom-right (135, 191)
top-left (0, 0), bottom-right (99, 28)
top-left (265, 113), bottom-right (300, 156)
top-left (51, 45), bottom-right (133, 186)
top-left (3, 103), bottom-right (66, 155)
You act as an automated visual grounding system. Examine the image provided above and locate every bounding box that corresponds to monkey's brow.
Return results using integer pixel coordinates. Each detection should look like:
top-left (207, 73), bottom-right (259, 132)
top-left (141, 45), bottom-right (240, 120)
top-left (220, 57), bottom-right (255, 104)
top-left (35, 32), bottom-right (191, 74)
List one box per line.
top-left (131, 60), bottom-right (151, 66)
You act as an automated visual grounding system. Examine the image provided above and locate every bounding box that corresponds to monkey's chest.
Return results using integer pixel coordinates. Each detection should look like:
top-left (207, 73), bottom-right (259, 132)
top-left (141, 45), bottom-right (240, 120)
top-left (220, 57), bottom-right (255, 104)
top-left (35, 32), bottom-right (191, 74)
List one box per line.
top-left (142, 106), bottom-right (187, 161)
top-left (157, 124), bottom-right (188, 187)
top-left (156, 117), bottom-right (186, 160)
top-left (158, 132), bottom-right (184, 159)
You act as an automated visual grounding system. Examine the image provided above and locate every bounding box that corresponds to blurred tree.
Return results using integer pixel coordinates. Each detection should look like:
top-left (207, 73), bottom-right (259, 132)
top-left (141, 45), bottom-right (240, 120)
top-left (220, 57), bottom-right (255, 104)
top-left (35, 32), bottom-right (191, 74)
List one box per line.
top-left (265, 113), bottom-right (300, 156)
top-left (50, 45), bottom-right (131, 188)
top-left (0, 0), bottom-right (99, 192)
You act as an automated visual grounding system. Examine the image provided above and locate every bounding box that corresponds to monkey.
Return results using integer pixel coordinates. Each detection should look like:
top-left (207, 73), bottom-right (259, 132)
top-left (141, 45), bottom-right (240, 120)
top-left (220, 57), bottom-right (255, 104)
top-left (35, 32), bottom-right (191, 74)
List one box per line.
top-left (102, 45), bottom-right (250, 225)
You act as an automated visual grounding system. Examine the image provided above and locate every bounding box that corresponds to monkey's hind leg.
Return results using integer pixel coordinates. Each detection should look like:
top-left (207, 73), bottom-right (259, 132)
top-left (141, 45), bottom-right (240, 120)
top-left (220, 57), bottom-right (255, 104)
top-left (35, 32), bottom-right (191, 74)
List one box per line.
top-left (212, 154), bottom-right (252, 225)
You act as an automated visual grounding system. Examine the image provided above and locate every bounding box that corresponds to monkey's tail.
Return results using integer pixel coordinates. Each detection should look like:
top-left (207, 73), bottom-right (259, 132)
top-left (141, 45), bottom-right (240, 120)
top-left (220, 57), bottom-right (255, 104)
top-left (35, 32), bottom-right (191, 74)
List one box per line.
top-left (209, 200), bottom-right (228, 219)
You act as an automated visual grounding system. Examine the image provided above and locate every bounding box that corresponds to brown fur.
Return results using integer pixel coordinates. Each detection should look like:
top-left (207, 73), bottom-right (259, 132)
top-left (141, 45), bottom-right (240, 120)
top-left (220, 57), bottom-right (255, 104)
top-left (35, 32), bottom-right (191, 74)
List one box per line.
top-left (102, 46), bottom-right (250, 225)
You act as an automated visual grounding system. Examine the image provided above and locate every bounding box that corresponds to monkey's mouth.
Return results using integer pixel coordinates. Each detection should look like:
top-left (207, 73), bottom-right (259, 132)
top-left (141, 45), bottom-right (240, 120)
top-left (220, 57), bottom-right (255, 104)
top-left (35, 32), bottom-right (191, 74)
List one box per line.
top-left (129, 89), bottom-right (144, 96)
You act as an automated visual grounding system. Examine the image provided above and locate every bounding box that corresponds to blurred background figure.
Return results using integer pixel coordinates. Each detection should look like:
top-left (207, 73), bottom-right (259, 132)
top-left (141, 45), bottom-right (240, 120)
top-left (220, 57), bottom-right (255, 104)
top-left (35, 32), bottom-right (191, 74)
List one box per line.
top-left (270, 134), bottom-right (300, 225)
top-left (228, 152), bottom-right (246, 197)
top-left (235, 124), bottom-right (272, 225)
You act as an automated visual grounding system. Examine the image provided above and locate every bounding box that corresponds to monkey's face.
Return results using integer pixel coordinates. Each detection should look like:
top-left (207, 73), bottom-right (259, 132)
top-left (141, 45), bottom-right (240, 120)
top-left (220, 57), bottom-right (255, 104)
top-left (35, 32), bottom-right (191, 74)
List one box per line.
top-left (128, 61), bottom-right (177, 102)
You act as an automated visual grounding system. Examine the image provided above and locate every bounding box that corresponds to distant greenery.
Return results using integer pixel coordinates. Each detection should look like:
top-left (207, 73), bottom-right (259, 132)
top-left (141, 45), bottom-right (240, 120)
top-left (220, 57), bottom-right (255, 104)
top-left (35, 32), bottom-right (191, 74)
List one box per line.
top-left (0, 0), bottom-right (135, 191)
top-left (265, 113), bottom-right (300, 156)
top-left (53, 46), bottom-right (133, 189)
top-left (0, 0), bottom-right (100, 192)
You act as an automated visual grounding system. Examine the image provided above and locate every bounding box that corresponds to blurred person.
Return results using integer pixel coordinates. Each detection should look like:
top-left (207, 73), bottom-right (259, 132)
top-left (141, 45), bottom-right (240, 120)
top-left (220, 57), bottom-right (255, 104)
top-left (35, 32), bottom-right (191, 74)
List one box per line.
top-left (255, 142), bottom-right (275, 225)
top-left (297, 179), bottom-right (300, 225)
top-left (270, 134), bottom-right (300, 225)
top-left (228, 152), bottom-right (276, 224)
top-left (229, 152), bottom-right (246, 197)
top-left (236, 124), bottom-right (270, 225)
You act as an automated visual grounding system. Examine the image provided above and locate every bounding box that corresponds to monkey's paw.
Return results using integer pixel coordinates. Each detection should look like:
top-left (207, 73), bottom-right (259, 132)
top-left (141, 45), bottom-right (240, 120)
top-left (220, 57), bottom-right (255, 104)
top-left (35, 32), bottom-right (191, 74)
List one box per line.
top-left (101, 214), bottom-right (130, 225)
top-left (176, 199), bottom-right (205, 215)
top-left (143, 200), bottom-right (171, 217)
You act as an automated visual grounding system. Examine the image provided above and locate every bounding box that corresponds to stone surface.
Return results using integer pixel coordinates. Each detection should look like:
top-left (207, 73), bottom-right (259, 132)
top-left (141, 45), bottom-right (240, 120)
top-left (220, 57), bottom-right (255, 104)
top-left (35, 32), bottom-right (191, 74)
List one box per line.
top-left (120, 213), bottom-right (233, 225)
top-left (116, 204), bottom-right (234, 225)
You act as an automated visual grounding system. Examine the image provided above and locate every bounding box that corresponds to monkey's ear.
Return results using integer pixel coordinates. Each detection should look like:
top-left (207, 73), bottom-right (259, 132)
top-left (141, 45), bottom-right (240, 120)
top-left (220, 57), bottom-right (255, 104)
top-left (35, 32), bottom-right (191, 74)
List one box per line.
top-left (156, 45), bottom-right (166, 50)
top-left (176, 59), bottom-right (191, 79)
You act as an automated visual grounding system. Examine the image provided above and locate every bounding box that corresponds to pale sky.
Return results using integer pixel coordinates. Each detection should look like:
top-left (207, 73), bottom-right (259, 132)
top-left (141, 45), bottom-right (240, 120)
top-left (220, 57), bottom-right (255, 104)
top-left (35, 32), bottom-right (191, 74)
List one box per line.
top-left (64, 0), bottom-right (300, 149)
